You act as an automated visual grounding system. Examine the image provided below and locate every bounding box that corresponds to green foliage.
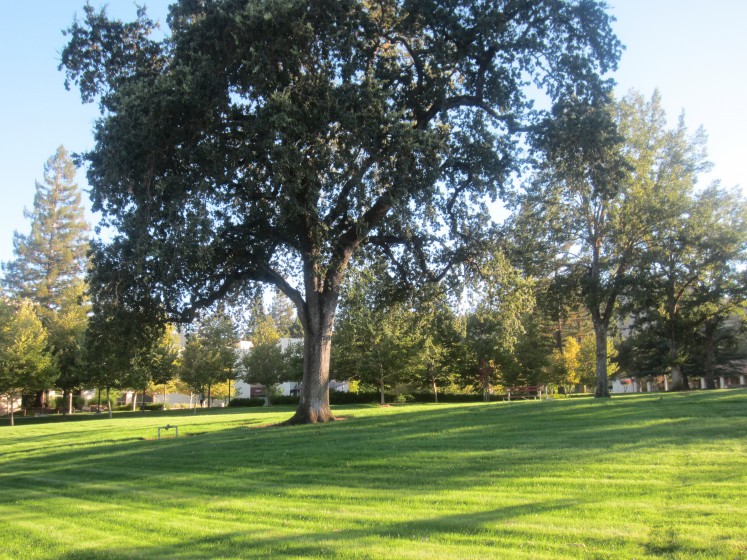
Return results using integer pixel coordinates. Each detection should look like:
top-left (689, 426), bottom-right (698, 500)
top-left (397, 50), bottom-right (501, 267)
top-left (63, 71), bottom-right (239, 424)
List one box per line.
top-left (237, 342), bottom-right (285, 405)
top-left (46, 281), bottom-right (90, 393)
top-left (228, 397), bottom-right (266, 408)
top-left (627, 182), bottom-right (747, 388)
top-left (2, 146), bottom-right (90, 309)
top-left (1, 147), bottom-right (90, 406)
top-left (180, 310), bottom-right (238, 397)
top-left (332, 266), bottom-right (425, 404)
top-left (60, 0), bottom-right (621, 422)
top-left (0, 299), bottom-right (57, 423)
top-left (460, 250), bottom-right (535, 398)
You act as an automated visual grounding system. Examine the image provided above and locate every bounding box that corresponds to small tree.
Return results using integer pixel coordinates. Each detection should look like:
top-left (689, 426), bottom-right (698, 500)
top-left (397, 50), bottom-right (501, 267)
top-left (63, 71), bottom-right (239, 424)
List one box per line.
top-left (180, 311), bottom-right (237, 408)
top-left (461, 251), bottom-right (535, 400)
top-left (0, 299), bottom-right (57, 426)
top-left (238, 343), bottom-right (285, 406)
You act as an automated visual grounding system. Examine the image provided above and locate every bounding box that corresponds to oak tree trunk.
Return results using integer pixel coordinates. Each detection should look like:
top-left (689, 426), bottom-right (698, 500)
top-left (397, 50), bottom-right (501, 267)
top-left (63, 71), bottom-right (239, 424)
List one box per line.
top-left (668, 335), bottom-right (688, 391)
top-left (285, 291), bottom-right (337, 424)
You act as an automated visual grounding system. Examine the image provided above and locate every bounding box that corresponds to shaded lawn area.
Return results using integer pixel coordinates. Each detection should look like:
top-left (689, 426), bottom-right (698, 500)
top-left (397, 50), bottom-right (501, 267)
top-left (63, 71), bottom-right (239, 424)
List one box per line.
top-left (1, 390), bottom-right (745, 559)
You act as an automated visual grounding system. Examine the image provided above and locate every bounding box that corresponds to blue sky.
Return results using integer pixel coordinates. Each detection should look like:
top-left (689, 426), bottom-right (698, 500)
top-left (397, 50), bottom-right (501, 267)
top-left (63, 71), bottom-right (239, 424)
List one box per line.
top-left (1, 1), bottom-right (745, 266)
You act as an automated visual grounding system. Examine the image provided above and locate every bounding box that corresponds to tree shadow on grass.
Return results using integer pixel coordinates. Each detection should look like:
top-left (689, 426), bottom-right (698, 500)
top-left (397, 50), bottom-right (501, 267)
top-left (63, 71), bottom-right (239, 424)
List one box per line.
top-left (46, 499), bottom-right (582, 560)
top-left (1, 391), bottom-right (745, 559)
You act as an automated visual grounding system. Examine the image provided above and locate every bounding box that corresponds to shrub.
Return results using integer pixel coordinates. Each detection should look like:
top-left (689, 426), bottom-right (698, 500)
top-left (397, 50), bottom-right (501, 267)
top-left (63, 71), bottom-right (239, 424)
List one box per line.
top-left (272, 395), bottom-right (300, 405)
top-left (228, 398), bottom-right (265, 407)
top-left (144, 403), bottom-right (164, 411)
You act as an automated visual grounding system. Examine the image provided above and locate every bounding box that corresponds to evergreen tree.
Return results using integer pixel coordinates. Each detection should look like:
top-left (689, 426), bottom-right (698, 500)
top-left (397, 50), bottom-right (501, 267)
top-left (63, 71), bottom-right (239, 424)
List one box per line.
top-left (2, 146), bottom-right (89, 309)
top-left (2, 147), bottom-right (91, 409)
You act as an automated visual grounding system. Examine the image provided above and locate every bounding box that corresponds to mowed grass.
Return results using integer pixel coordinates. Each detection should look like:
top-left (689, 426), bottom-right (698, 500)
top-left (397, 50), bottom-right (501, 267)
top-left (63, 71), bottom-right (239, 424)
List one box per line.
top-left (1, 391), bottom-right (745, 559)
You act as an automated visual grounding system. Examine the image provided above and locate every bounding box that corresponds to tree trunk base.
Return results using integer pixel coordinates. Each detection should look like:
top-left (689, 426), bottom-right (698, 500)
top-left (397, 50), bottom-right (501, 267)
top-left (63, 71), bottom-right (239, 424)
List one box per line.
top-left (282, 404), bottom-right (336, 425)
top-left (594, 387), bottom-right (611, 398)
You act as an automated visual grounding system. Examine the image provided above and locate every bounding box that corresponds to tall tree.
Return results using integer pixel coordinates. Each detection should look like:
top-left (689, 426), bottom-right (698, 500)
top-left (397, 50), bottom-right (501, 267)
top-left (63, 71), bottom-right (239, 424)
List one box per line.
top-left (519, 90), bottom-right (709, 397)
top-left (0, 299), bottom-right (57, 426)
top-left (2, 147), bottom-right (90, 409)
top-left (332, 266), bottom-right (420, 404)
top-left (61, 0), bottom-right (620, 423)
top-left (628, 185), bottom-right (747, 389)
top-left (2, 146), bottom-right (89, 309)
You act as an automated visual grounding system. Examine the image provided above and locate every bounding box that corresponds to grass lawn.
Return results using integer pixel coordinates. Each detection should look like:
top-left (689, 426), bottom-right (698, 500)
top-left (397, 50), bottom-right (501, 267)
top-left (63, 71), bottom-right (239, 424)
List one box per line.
top-left (1, 390), bottom-right (745, 559)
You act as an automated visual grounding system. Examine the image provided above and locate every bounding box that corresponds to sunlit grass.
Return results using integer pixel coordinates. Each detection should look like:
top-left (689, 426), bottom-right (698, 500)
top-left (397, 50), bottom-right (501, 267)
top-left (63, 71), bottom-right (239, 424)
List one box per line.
top-left (1, 390), bottom-right (745, 559)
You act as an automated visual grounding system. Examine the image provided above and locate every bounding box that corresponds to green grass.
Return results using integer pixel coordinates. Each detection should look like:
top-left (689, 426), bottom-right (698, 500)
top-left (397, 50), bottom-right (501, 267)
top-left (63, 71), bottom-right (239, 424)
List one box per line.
top-left (1, 390), bottom-right (746, 559)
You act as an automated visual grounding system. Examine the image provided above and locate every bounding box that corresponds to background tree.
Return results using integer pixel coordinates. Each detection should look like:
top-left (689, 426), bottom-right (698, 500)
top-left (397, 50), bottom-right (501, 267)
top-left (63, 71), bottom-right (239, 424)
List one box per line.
top-left (2, 147), bottom-right (90, 409)
top-left (237, 343), bottom-right (285, 406)
top-left (49, 282), bottom-right (90, 414)
top-left (84, 303), bottom-right (161, 417)
top-left (332, 267), bottom-right (420, 404)
top-left (180, 310), bottom-right (238, 408)
top-left (518, 90), bottom-right (710, 397)
top-left (0, 299), bottom-right (56, 426)
top-left (409, 291), bottom-right (462, 402)
top-left (2, 146), bottom-right (90, 308)
top-left (627, 184), bottom-right (747, 389)
top-left (460, 250), bottom-right (535, 400)
top-left (61, 0), bottom-right (620, 423)
top-left (269, 290), bottom-right (302, 338)
top-left (132, 325), bottom-right (181, 410)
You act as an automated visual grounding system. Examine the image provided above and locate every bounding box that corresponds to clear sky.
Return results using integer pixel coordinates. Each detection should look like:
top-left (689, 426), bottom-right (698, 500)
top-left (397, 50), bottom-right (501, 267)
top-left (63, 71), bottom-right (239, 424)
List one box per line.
top-left (1, 1), bottom-right (745, 266)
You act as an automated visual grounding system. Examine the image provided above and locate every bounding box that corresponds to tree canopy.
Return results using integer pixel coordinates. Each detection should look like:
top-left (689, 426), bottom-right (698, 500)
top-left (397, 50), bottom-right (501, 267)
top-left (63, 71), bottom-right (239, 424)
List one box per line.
top-left (61, 0), bottom-right (621, 422)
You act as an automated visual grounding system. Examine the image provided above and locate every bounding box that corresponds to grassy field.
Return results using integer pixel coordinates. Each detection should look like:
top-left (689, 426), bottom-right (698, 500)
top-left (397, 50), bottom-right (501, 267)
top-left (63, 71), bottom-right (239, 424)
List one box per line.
top-left (1, 390), bottom-right (745, 559)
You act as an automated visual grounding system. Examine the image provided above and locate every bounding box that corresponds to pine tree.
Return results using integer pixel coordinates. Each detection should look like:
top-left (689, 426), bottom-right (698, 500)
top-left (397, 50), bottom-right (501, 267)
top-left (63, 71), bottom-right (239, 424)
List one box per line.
top-left (2, 146), bottom-right (89, 309)
top-left (2, 147), bottom-right (90, 410)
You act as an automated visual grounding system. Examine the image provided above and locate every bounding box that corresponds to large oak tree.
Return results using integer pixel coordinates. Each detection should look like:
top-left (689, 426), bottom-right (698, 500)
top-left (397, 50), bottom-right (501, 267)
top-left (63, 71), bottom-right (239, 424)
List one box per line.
top-left (61, 0), bottom-right (620, 423)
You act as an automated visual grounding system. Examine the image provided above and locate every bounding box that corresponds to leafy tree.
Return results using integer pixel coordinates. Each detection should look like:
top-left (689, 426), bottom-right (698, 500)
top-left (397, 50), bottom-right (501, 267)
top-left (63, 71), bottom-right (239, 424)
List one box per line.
top-left (48, 281), bottom-right (90, 414)
top-left (409, 291), bottom-right (462, 402)
top-left (332, 267), bottom-right (420, 404)
top-left (250, 314), bottom-right (281, 346)
top-left (519, 90), bottom-right (709, 397)
top-left (460, 250), bottom-right (535, 400)
top-left (548, 336), bottom-right (581, 393)
top-left (84, 301), bottom-right (162, 416)
top-left (0, 299), bottom-right (57, 426)
top-left (269, 290), bottom-right (302, 338)
top-left (180, 311), bottom-right (238, 408)
top-left (2, 146), bottom-right (90, 309)
top-left (628, 185), bottom-right (747, 389)
top-left (61, 0), bottom-right (621, 423)
top-left (237, 343), bottom-right (285, 406)
top-left (129, 325), bottom-right (181, 411)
